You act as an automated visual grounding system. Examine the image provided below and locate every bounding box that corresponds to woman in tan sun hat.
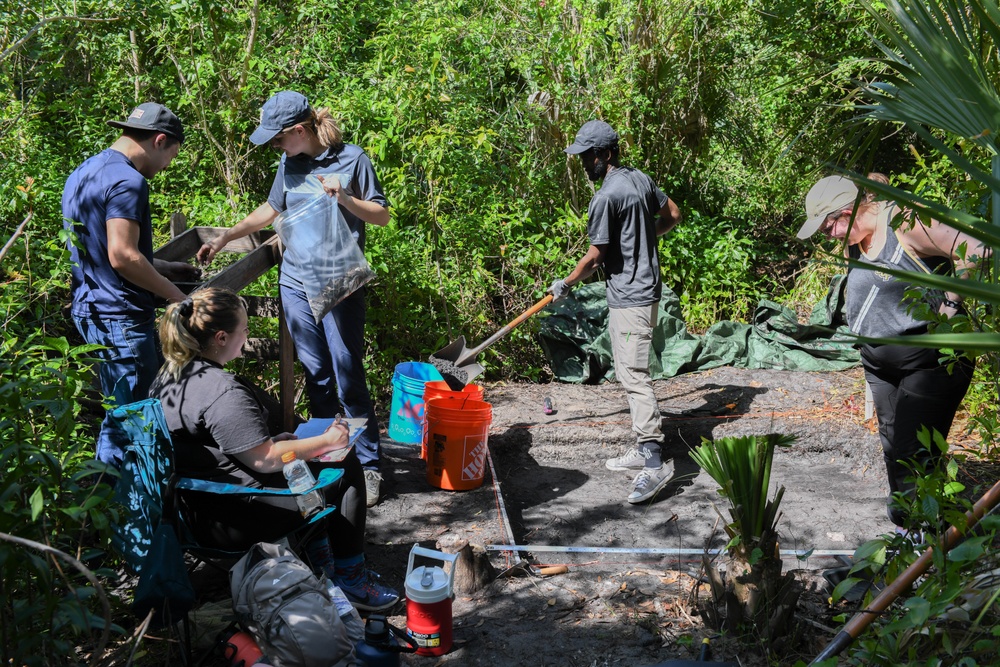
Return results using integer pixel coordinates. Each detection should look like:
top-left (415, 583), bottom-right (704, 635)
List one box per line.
top-left (799, 174), bottom-right (987, 533)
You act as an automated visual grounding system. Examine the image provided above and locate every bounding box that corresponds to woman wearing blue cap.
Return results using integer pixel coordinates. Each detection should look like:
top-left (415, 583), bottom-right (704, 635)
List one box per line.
top-left (198, 91), bottom-right (389, 507)
top-left (799, 174), bottom-right (986, 534)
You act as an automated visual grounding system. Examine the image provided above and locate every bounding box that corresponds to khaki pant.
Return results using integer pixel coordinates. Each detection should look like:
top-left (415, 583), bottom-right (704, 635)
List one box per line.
top-left (608, 304), bottom-right (664, 445)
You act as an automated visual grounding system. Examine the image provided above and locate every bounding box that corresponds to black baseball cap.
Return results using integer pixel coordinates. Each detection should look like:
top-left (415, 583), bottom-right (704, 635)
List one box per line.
top-left (108, 103), bottom-right (185, 143)
top-left (564, 120), bottom-right (619, 154)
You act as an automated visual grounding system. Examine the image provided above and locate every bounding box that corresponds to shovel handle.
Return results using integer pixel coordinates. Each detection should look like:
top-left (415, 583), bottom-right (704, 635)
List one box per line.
top-left (461, 295), bottom-right (554, 361)
top-left (505, 294), bottom-right (554, 329)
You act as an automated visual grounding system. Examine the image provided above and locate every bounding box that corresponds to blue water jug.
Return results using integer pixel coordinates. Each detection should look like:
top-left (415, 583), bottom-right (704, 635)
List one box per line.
top-left (355, 616), bottom-right (400, 667)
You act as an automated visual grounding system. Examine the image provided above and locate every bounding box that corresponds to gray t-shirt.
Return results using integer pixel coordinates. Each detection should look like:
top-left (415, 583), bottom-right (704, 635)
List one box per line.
top-left (150, 359), bottom-right (272, 487)
top-left (586, 167), bottom-right (668, 309)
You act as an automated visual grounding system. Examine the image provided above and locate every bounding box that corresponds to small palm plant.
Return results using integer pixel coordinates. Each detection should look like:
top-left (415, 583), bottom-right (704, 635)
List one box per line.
top-left (690, 433), bottom-right (799, 639)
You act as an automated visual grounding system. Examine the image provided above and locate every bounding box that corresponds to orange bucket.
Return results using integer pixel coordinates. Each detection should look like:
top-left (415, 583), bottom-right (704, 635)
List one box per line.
top-left (420, 382), bottom-right (485, 459)
top-left (424, 397), bottom-right (492, 491)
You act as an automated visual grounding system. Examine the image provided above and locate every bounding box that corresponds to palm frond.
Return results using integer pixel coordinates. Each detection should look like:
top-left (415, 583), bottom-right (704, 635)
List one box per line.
top-left (857, 0), bottom-right (1000, 153)
top-left (853, 331), bottom-right (1000, 352)
top-left (842, 259), bottom-right (1000, 303)
top-left (690, 434), bottom-right (795, 559)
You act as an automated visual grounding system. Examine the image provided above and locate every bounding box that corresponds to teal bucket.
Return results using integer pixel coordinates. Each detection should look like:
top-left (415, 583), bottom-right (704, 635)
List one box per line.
top-left (388, 362), bottom-right (444, 443)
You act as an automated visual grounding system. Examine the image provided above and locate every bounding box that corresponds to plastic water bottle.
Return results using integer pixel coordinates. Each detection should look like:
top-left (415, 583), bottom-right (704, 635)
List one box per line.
top-left (281, 452), bottom-right (324, 517)
top-left (327, 581), bottom-right (365, 644)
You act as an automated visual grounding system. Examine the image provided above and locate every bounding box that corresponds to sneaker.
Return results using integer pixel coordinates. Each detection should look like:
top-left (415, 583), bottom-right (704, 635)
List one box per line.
top-left (338, 569), bottom-right (399, 612)
top-left (892, 525), bottom-right (927, 547)
top-left (364, 469), bottom-right (382, 507)
top-left (606, 448), bottom-right (646, 471)
top-left (627, 462), bottom-right (674, 504)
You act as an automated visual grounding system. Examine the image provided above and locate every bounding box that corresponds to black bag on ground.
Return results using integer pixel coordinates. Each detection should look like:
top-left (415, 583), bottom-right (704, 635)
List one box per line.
top-left (230, 542), bottom-right (356, 667)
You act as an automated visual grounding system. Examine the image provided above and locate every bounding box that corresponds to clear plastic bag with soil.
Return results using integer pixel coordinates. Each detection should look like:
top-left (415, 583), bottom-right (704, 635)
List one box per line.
top-left (273, 194), bottom-right (375, 323)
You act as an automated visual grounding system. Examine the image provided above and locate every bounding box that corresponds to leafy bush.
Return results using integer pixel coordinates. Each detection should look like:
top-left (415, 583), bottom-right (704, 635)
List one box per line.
top-left (0, 330), bottom-right (123, 663)
top-left (832, 431), bottom-right (1000, 667)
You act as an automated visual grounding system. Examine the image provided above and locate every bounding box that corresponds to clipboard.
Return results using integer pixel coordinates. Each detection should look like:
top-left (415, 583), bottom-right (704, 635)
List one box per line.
top-left (295, 417), bottom-right (367, 462)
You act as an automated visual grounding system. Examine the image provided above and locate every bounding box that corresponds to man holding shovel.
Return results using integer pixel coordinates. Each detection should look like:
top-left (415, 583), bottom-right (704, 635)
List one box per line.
top-left (549, 120), bottom-right (681, 504)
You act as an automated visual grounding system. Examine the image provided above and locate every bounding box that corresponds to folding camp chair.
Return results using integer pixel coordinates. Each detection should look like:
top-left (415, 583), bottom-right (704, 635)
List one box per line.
top-left (108, 398), bottom-right (344, 661)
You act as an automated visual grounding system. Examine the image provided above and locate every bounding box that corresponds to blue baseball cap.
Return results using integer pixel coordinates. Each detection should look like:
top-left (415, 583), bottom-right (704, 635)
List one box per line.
top-left (249, 91), bottom-right (312, 145)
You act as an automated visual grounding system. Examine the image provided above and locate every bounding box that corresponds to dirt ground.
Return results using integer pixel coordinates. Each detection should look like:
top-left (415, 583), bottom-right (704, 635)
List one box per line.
top-left (349, 365), bottom-right (895, 667)
top-left (173, 365), bottom-right (941, 666)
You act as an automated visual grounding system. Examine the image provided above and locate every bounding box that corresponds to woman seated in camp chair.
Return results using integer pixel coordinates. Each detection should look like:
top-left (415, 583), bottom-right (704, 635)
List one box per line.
top-left (150, 287), bottom-right (398, 612)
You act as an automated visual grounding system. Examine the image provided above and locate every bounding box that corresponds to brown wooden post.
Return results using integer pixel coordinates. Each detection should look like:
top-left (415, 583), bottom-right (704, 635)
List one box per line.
top-left (279, 303), bottom-right (296, 432)
top-left (169, 212), bottom-right (187, 238)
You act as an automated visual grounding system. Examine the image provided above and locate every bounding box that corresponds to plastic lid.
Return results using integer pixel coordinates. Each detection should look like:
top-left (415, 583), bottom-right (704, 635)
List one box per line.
top-left (364, 615), bottom-right (390, 643)
top-left (281, 451), bottom-right (296, 463)
top-left (404, 565), bottom-right (451, 603)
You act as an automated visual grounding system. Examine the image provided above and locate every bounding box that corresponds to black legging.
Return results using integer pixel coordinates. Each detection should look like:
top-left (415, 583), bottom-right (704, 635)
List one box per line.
top-left (862, 344), bottom-right (974, 526)
top-left (178, 448), bottom-right (366, 557)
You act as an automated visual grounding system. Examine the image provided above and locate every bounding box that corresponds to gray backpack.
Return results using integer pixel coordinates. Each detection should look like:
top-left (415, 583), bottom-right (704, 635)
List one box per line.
top-left (230, 542), bottom-right (356, 667)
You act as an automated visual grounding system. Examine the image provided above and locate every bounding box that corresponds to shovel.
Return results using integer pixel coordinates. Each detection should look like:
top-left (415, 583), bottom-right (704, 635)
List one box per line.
top-left (430, 294), bottom-right (554, 386)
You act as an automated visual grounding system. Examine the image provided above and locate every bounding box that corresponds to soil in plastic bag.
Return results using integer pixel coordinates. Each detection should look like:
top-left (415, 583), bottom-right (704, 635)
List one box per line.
top-left (273, 194), bottom-right (376, 323)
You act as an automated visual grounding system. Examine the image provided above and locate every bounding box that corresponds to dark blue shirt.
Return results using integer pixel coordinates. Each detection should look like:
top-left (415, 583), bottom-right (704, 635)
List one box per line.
top-left (267, 143), bottom-right (387, 290)
top-left (63, 149), bottom-right (155, 318)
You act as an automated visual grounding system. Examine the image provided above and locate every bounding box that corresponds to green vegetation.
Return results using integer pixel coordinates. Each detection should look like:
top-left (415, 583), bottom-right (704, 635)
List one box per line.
top-left (3, 0), bottom-right (1000, 663)
top-left (831, 431), bottom-right (1000, 667)
top-left (691, 434), bottom-right (799, 641)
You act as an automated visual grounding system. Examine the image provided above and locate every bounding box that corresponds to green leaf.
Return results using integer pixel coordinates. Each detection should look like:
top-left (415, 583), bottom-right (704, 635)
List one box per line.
top-left (831, 577), bottom-right (864, 603)
top-left (903, 596), bottom-right (931, 625)
top-left (43, 337), bottom-right (69, 355)
top-left (942, 481), bottom-right (965, 496)
top-left (29, 486), bottom-right (44, 521)
top-left (854, 538), bottom-right (888, 565)
top-left (948, 537), bottom-right (986, 563)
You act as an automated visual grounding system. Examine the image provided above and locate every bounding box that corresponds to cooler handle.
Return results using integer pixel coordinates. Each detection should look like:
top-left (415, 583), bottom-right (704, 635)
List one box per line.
top-left (406, 545), bottom-right (459, 596)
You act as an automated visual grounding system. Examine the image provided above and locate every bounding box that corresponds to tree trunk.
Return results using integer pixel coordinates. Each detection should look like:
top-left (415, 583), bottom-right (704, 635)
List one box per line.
top-left (700, 534), bottom-right (801, 639)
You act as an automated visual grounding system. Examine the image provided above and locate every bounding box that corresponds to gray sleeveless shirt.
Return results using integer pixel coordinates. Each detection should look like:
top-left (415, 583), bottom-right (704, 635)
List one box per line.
top-left (845, 203), bottom-right (941, 337)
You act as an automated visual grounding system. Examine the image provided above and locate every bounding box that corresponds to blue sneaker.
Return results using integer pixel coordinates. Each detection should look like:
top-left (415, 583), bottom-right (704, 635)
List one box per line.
top-left (337, 569), bottom-right (399, 612)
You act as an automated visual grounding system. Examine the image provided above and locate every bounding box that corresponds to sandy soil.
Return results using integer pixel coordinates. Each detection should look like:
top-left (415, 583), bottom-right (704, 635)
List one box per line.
top-left (352, 365), bottom-right (895, 667)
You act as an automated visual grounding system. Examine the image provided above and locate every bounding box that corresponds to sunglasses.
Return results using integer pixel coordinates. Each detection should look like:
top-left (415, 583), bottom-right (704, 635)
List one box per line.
top-left (819, 211), bottom-right (846, 234)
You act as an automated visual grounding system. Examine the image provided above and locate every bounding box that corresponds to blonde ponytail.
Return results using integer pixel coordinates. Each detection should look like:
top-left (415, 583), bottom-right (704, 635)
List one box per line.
top-left (313, 108), bottom-right (344, 151)
top-left (158, 288), bottom-right (246, 380)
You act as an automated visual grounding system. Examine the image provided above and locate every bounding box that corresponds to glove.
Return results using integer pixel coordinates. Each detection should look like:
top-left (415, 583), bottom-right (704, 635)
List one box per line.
top-left (548, 278), bottom-right (571, 302)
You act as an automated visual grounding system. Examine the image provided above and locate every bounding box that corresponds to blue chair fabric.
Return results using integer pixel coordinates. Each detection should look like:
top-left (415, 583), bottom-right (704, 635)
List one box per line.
top-left (109, 398), bottom-right (341, 574)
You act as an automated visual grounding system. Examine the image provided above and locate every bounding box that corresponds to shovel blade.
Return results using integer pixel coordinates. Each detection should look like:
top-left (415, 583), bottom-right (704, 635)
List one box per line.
top-left (431, 336), bottom-right (469, 364)
top-left (459, 362), bottom-right (485, 384)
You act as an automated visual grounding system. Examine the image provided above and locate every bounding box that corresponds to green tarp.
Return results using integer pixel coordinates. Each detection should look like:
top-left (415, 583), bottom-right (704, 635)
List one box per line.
top-left (537, 277), bottom-right (860, 384)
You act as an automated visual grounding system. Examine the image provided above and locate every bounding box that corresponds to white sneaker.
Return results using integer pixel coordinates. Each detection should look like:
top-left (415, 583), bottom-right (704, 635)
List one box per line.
top-left (364, 469), bottom-right (382, 507)
top-left (627, 462), bottom-right (674, 504)
top-left (605, 448), bottom-right (646, 471)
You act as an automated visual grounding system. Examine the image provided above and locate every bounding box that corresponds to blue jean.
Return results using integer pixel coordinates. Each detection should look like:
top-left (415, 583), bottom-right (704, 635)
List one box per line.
top-left (74, 315), bottom-right (161, 467)
top-left (280, 285), bottom-right (380, 468)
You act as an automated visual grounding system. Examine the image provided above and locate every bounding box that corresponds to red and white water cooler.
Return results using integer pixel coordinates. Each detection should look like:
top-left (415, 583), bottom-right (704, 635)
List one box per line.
top-left (404, 546), bottom-right (458, 656)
